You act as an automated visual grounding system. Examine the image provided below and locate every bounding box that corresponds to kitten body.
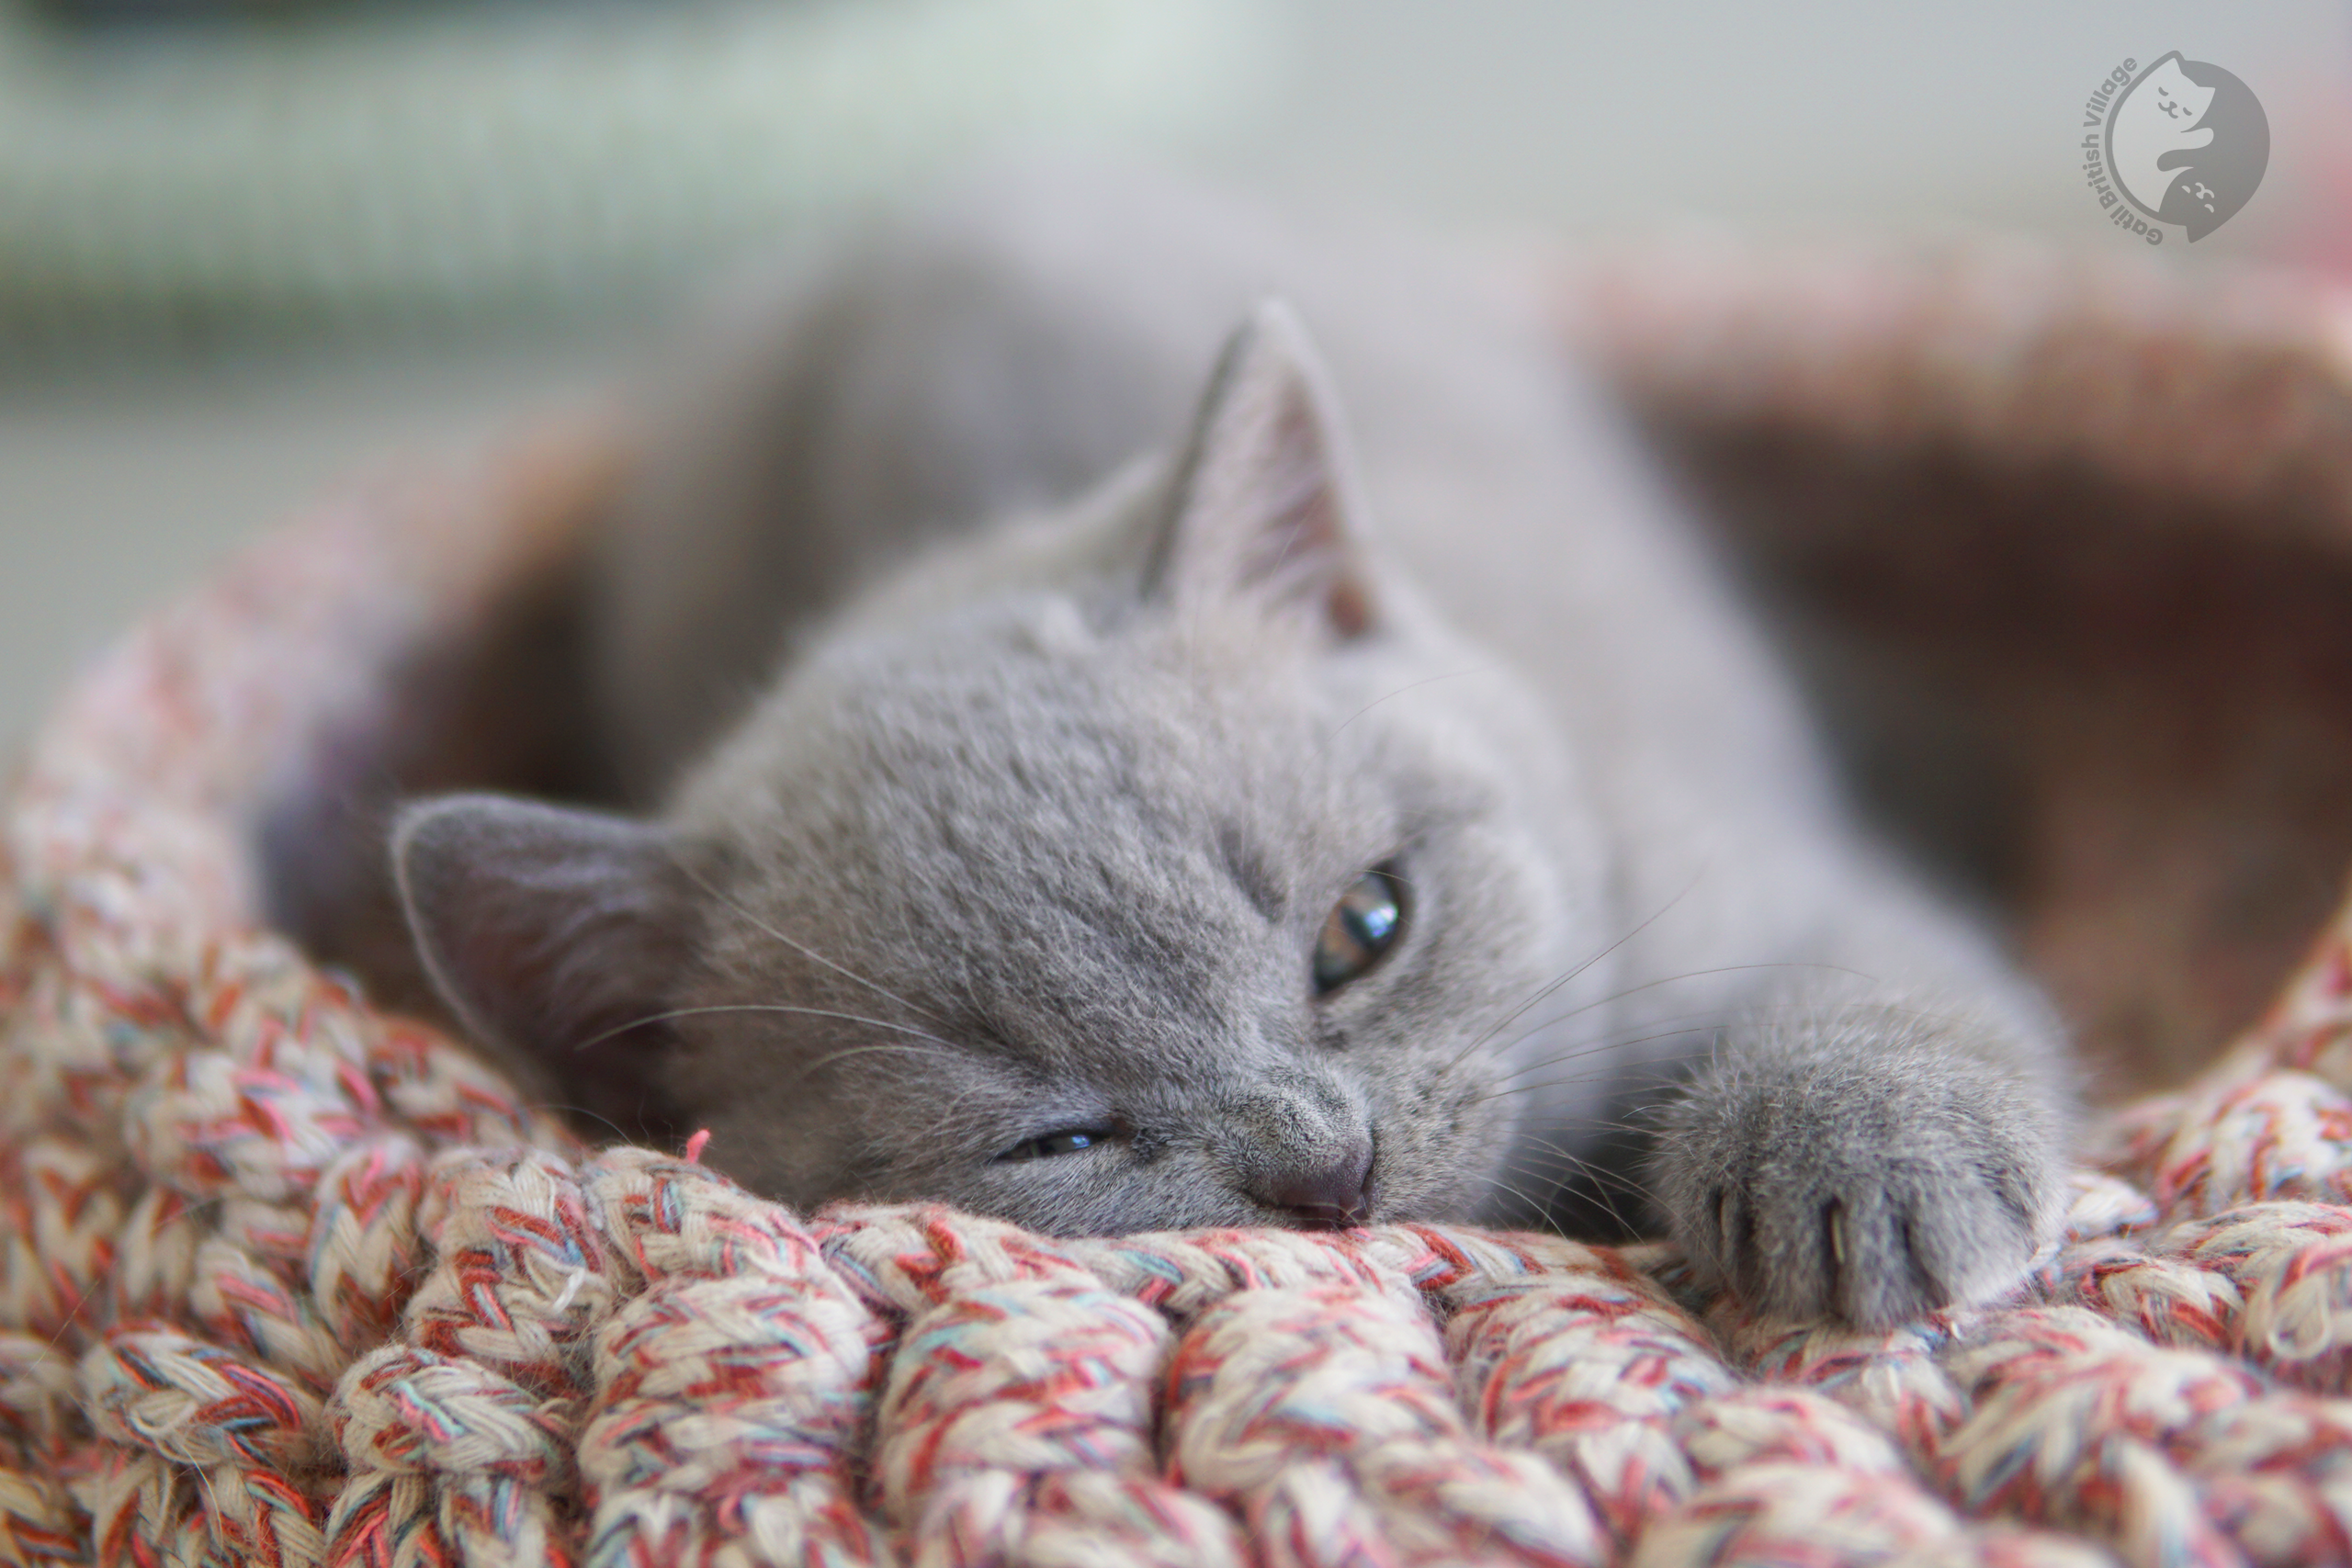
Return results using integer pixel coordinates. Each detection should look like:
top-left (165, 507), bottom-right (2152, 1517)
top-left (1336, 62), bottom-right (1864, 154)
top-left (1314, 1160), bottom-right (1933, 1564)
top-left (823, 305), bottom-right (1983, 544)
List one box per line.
top-left (398, 165), bottom-right (2073, 1325)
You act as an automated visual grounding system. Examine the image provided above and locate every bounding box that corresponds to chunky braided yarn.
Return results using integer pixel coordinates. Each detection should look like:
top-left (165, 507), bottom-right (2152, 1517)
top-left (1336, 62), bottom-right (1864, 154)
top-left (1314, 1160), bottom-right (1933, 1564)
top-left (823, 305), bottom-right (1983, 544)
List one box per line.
top-left (14, 252), bottom-right (2352, 1567)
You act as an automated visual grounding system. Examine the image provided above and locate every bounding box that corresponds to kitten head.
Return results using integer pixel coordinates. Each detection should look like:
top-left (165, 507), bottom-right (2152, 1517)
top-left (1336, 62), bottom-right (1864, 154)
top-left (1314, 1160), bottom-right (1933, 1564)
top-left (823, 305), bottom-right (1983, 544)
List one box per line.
top-left (396, 302), bottom-right (1604, 1234)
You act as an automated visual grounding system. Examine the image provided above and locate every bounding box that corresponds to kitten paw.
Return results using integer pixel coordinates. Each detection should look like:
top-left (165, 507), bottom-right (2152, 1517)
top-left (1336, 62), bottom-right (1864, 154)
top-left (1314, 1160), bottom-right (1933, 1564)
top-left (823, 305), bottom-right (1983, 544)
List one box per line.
top-left (1650, 1025), bottom-right (2064, 1328)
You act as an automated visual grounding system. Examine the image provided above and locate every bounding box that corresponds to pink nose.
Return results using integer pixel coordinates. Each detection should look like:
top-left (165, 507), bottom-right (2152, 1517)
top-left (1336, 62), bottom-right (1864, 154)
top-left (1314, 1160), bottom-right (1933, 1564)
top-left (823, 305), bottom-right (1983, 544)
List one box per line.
top-left (1259, 1143), bottom-right (1375, 1229)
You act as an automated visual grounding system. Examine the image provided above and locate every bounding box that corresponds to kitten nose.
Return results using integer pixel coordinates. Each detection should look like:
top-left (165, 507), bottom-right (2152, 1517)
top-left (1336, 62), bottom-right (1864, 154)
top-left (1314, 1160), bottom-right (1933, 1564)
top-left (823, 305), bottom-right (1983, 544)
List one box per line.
top-left (1258, 1141), bottom-right (1375, 1229)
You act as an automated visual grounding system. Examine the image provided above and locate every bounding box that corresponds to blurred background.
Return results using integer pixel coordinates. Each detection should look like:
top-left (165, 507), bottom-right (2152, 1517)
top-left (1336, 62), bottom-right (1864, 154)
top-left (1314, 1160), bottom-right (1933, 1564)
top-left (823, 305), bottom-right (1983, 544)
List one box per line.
top-left (4, 0), bottom-right (2349, 747)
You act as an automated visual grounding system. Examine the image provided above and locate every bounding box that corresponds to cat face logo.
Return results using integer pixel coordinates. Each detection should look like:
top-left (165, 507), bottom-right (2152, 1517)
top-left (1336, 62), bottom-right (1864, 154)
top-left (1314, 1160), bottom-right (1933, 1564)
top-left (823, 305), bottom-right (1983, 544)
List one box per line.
top-left (2100, 52), bottom-right (2268, 241)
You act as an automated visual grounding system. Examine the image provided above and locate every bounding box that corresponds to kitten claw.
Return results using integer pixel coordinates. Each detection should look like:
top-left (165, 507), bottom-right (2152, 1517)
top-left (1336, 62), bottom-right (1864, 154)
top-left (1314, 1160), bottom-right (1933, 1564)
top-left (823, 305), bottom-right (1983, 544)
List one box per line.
top-left (1651, 1026), bottom-right (2064, 1330)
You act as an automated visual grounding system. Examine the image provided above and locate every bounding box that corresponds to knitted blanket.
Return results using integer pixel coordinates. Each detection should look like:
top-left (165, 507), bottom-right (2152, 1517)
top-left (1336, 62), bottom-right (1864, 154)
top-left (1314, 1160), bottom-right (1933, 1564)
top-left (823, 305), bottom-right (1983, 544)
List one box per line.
top-left (9, 244), bottom-right (2352, 1568)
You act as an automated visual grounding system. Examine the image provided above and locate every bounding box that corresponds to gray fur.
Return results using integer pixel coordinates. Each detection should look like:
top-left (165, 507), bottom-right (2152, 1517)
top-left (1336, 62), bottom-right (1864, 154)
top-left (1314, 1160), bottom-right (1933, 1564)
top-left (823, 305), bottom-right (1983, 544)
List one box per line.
top-left (393, 164), bottom-right (2074, 1325)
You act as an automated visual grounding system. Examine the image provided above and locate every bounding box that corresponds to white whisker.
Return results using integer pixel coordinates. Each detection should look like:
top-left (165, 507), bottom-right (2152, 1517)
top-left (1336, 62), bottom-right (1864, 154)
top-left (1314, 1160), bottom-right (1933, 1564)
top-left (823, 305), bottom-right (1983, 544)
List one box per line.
top-left (674, 858), bottom-right (947, 1026)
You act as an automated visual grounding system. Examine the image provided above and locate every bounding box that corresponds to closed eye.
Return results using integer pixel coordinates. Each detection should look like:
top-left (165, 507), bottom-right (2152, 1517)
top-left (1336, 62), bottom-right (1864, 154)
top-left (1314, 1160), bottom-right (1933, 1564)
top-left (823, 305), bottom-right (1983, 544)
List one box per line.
top-left (996, 1127), bottom-right (1114, 1162)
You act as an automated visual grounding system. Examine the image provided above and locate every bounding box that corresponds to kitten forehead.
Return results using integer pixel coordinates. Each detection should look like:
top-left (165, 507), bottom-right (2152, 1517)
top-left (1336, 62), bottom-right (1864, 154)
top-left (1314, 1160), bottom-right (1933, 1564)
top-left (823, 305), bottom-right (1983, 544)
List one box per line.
top-left (671, 593), bottom-right (1434, 1065)
top-left (683, 589), bottom-right (1438, 862)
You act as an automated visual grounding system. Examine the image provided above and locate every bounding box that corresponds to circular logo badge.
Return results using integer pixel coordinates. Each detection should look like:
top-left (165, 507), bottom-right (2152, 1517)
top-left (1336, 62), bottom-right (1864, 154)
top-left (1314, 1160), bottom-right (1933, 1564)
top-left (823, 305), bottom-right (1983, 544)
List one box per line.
top-left (2101, 52), bottom-right (2269, 242)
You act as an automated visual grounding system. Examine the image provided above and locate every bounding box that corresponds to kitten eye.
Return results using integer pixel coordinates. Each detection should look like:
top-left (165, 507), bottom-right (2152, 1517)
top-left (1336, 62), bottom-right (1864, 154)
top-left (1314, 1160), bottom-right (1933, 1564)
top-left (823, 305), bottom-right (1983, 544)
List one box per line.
top-left (1313, 863), bottom-right (1406, 995)
top-left (997, 1127), bottom-right (1112, 1162)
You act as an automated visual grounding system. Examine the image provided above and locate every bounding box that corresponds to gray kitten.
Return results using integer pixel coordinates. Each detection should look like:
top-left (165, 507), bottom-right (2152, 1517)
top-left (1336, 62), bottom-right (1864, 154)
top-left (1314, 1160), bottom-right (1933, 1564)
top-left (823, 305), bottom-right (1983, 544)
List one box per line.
top-left (393, 165), bottom-right (2073, 1326)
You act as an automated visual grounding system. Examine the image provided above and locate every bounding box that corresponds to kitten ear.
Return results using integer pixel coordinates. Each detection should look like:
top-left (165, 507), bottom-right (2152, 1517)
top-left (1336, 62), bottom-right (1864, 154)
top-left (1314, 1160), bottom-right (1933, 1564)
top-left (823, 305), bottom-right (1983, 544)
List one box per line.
top-left (1144, 299), bottom-right (1380, 640)
top-left (393, 793), bottom-right (688, 1137)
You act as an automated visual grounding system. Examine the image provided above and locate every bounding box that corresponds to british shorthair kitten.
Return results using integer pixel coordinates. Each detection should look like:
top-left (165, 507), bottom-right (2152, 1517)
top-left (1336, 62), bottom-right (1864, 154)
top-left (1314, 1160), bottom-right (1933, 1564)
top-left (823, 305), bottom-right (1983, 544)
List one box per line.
top-left (393, 164), bottom-right (2072, 1326)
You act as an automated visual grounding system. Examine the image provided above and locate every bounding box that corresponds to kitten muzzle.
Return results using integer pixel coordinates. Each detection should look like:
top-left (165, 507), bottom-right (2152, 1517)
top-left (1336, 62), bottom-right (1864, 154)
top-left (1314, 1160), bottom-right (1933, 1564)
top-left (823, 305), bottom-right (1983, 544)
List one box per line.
top-left (1253, 1137), bottom-right (1375, 1229)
